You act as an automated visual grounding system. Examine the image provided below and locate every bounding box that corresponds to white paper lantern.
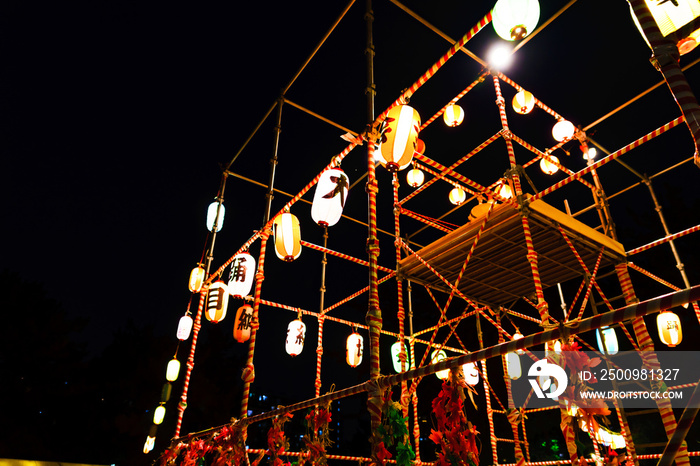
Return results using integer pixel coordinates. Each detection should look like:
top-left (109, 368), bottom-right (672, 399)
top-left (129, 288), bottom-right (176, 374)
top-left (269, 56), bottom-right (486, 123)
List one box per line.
top-left (506, 352), bottom-right (521, 380)
top-left (443, 104), bottom-right (465, 127)
top-left (512, 90), bottom-right (535, 114)
top-left (552, 120), bottom-right (575, 142)
top-left (177, 315), bottom-right (193, 341)
top-left (406, 168), bottom-right (425, 188)
top-left (346, 332), bottom-right (364, 367)
top-left (449, 187), bottom-right (466, 205)
top-left (311, 168), bottom-right (349, 227)
top-left (143, 435), bottom-right (156, 454)
top-left (166, 358), bottom-right (181, 382)
top-left (273, 212), bottom-right (302, 261)
top-left (379, 105), bottom-right (421, 171)
top-left (228, 253), bottom-right (256, 298)
top-left (188, 265), bottom-right (205, 293)
top-left (492, 0), bottom-right (541, 41)
top-left (513, 332), bottom-right (525, 354)
top-left (153, 405), bottom-right (166, 425)
top-left (285, 319), bottom-right (306, 356)
top-left (596, 326), bottom-right (619, 355)
top-left (539, 155), bottom-right (560, 175)
top-left (431, 349), bottom-right (450, 380)
top-left (206, 200), bottom-right (225, 232)
top-left (463, 362), bottom-right (480, 386)
top-left (390, 341), bottom-right (411, 373)
top-left (657, 311), bottom-right (683, 347)
top-left (206, 281), bottom-right (229, 323)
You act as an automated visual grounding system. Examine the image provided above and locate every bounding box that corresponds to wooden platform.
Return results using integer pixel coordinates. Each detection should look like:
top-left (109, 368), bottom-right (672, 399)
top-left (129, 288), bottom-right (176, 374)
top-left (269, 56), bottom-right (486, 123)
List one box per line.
top-left (399, 198), bottom-right (626, 308)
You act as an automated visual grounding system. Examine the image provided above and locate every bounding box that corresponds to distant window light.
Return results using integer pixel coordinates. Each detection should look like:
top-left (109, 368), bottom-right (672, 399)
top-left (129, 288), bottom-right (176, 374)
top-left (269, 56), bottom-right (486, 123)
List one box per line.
top-left (247, 410), bottom-right (253, 416)
top-left (261, 395), bottom-right (267, 401)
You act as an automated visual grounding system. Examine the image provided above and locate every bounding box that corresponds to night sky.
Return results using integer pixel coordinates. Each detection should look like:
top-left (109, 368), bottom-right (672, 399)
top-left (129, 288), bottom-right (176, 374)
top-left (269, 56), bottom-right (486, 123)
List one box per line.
top-left (2, 1), bottom-right (700, 465)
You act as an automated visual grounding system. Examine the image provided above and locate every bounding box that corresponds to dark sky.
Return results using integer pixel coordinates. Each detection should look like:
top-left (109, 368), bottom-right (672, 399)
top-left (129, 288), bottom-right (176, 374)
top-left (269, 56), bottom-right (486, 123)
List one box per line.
top-left (3, 1), bottom-right (700, 464)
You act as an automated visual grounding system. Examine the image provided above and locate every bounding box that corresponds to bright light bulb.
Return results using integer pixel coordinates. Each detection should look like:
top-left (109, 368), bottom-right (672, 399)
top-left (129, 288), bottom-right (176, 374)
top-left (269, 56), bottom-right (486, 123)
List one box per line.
top-left (584, 147), bottom-right (597, 160)
top-left (487, 43), bottom-right (514, 70)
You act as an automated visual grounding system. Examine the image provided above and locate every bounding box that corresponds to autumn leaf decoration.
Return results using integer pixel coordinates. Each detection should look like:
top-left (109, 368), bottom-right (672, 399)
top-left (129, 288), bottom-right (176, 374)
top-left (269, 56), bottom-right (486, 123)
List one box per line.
top-left (375, 389), bottom-right (415, 466)
top-left (301, 402), bottom-right (333, 465)
top-left (430, 376), bottom-right (480, 466)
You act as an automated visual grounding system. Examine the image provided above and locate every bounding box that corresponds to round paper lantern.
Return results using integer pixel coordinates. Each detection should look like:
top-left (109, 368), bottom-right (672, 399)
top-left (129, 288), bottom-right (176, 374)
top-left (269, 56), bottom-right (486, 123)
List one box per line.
top-left (233, 304), bottom-right (254, 343)
top-left (206, 200), bottom-right (225, 232)
top-left (379, 105), bottom-right (421, 171)
top-left (431, 349), bottom-right (450, 380)
top-left (512, 90), bottom-right (535, 114)
top-left (657, 310), bottom-right (682, 347)
top-left (539, 155), bottom-right (560, 175)
top-left (390, 341), bottom-right (409, 373)
top-left (506, 352), bottom-right (521, 380)
top-left (273, 212), bottom-right (301, 261)
top-left (495, 181), bottom-right (513, 200)
top-left (166, 358), bottom-right (181, 382)
top-left (449, 187), bottom-right (466, 205)
top-left (596, 326), bottom-right (619, 355)
top-left (443, 104), bottom-right (465, 127)
top-left (346, 332), bottom-right (364, 367)
top-left (153, 405), bottom-right (166, 425)
top-left (285, 319), bottom-right (306, 356)
top-left (312, 168), bottom-right (349, 227)
top-left (177, 314), bottom-right (193, 341)
top-left (188, 265), bottom-right (205, 293)
top-left (463, 362), bottom-right (480, 386)
top-left (492, 0), bottom-right (541, 41)
top-left (552, 120), bottom-right (575, 142)
top-left (228, 253), bottom-right (256, 298)
top-left (206, 281), bottom-right (229, 323)
top-left (406, 168), bottom-right (425, 188)
top-left (513, 332), bottom-right (525, 354)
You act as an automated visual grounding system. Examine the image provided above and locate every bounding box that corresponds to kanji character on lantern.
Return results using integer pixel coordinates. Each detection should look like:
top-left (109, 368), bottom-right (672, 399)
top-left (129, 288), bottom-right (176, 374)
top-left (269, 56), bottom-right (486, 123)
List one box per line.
top-left (228, 253), bottom-right (256, 298)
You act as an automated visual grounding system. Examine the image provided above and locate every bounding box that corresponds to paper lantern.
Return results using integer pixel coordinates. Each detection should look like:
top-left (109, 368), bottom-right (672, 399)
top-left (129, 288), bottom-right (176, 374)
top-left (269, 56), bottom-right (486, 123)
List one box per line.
top-left (657, 310), bottom-right (682, 347)
top-left (285, 319), bottom-right (306, 356)
top-left (161, 383), bottom-right (172, 403)
top-left (463, 362), bottom-right (480, 386)
top-left (176, 314), bottom-right (193, 341)
top-left (228, 253), bottom-right (256, 298)
top-left (630, 0), bottom-right (700, 54)
top-left (495, 181), bottom-right (513, 200)
top-left (143, 434), bottom-right (156, 454)
top-left (539, 155), bottom-right (560, 175)
top-left (512, 90), bottom-right (535, 114)
top-left (379, 105), bottom-right (421, 171)
top-left (391, 341), bottom-right (411, 373)
top-left (273, 212), bottom-right (302, 261)
top-left (311, 168), bottom-right (349, 227)
top-left (206, 200), bottom-right (225, 232)
top-left (188, 265), bottom-right (205, 293)
top-left (206, 281), bottom-right (229, 323)
top-left (449, 187), bottom-right (466, 205)
top-left (506, 352), bottom-right (521, 380)
top-left (492, 0), bottom-right (540, 41)
top-left (233, 304), bottom-right (254, 343)
top-left (552, 120), bottom-right (575, 142)
top-left (346, 332), bottom-right (363, 367)
top-left (431, 349), bottom-right (450, 380)
top-left (443, 104), bottom-right (464, 127)
top-left (406, 168), bottom-right (425, 188)
top-left (596, 326), bottom-right (619, 355)
top-left (513, 332), bottom-right (525, 354)
top-left (166, 358), bottom-right (181, 382)
top-left (153, 405), bottom-right (166, 425)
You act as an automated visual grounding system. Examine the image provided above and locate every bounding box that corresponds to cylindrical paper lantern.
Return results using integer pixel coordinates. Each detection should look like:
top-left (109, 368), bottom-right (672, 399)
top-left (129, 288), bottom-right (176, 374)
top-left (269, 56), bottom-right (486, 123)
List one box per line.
top-left (143, 435), bottom-right (156, 454)
top-left (407, 168), bottom-right (424, 188)
top-left (177, 315), bottom-right (193, 341)
top-left (443, 104), bottom-right (465, 127)
top-left (492, 0), bottom-right (541, 41)
top-left (206, 200), bottom-right (225, 232)
top-left (153, 405), bottom-right (166, 425)
top-left (379, 105), bottom-right (421, 171)
top-left (206, 281), bottom-right (229, 323)
top-left (188, 265), bottom-right (205, 293)
top-left (285, 319), bottom-right (306, 356)
top-left (513, 332), bottom-right (525, 354)
top-left (657, 311), bottom-right (682, 347)
top-left (596, 326), bottom-right (619, 355)
top-left (273, 212), bottom-right (301, 261)
top-left (539, 155), bottom-right (560, 175)
top-left (390, 341), bottom-right (411, 373)
top-left (552, 120), bottom-right (575, 142)
top-left (431, 349), bottom-right (450, 380)
top-left (228, 253), bottom-right (255, 298)
top-left (463, 362), bottom-right (480, 386)
top-left (512, 90), bottom-right (535, 114)
top-left (233, 304), bottom-right (254, 343)
top-left (166, 358), bottom-right (181, 382)
top-left (506, 352), bottom-right (521, 380)
top-left (311, 168), bottom-right (349, 227)
top-left (346, 332), bottom-right (363, 367)
top-left (161, 383), bottom-right (172, 403)
top-left (449, 187), bottom-right (466, 205)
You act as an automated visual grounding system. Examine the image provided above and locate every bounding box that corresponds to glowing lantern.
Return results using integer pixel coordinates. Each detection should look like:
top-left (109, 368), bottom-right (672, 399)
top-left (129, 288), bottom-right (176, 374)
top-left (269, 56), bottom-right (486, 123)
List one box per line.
top-left (311, 168), bottom-right (349, 227)
top-left (506, 352), bottom-right (521, 380)
top-left (176, 314), bottom-right (193, 341)
top-left (657, 310), bottom-right (682, 347)
top-left (431, 349), bottom-right (450, 380)
top-left (379, 105), bottom-right (421, 171)
top-left (346, 332), bottom-right (364, 367)
top-left (273, 212), bottom-right (302, 261)
top-left (630, 0), bottom-right (700, 54)
top-left (233, 304), bottom-right (254, 343)
top-left (166, 358), bottom-right (181, 382)
top-left (492, 0), bottom-right (541, 41)
top-left (513, 332), bottom-right (525, 354)
top-left (596, 326), bottom-right (619, 355)
top-left (206, 281), bottom-right (229, 323)
top-left (539, 155), bottom-right (560, 175)
top-left (495, 181), bottom-right (513, 200)
top-left (188, 265), bottom-right (205, 293)
top-left (512, 90), bottom-right (535, 114)
top-left (552, 120), bottom-right (575, 142)
top-left (463, 362), bottom-right (480, 386)
top-left (143, 434), bottom-right (156, 454)
top-left (153, 405), bottom-right (166, 425)
top-left (443, 104), bottom-right (465, 127)
top-left (406, 168), bottom-right (425, 187)
top-left (206, 200), bottom-right (225, 232)
top-left (286, 319), bottom-right (306, 356)
top-left (228, 253), bottom-right (256, 298)
top-left (449, 187), bottom-right (466, 205)
top-left (391, 341), bottom-right (411, 373)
